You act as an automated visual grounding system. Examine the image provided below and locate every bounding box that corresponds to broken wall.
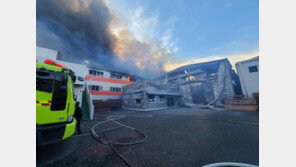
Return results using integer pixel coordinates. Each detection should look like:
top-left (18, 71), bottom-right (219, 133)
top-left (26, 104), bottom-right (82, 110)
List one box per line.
top-left (160, 59), bottom-right (237, 107)
top-left (122, 82), bottom-right (146, 110)
top-left (213, 61), bottom-right (235, 106)
top-left (122, 81), bottom-right (181, 110)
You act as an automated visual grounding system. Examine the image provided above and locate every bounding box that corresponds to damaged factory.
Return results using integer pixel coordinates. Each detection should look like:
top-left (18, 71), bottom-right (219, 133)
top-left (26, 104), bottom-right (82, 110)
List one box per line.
top-left (123, 58), bottom-right (244, 111)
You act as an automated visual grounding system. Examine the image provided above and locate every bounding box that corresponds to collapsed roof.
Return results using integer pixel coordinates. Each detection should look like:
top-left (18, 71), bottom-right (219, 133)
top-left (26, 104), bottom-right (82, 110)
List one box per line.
top-left (156, 58), bottom-right (232, 80)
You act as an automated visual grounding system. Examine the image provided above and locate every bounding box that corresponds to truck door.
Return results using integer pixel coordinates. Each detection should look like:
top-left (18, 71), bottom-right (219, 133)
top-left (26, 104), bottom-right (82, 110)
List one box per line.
top-left (36, 69), bottom-right (70, 124)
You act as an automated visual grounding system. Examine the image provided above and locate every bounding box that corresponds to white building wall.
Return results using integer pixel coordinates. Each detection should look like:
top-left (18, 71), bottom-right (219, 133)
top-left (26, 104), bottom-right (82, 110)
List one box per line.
top-left (86, 68), bottom-right (128, 81)
top-left (104, 71), bottom-right (110, 78)
top-left (36, 46), bottom-right (58, 60)
top-left (86, 80), bottom-right (127, 91)
top-left (236, 57), bottom-right (259, 98)
top-left (55, 60), bottom-right (87, 85)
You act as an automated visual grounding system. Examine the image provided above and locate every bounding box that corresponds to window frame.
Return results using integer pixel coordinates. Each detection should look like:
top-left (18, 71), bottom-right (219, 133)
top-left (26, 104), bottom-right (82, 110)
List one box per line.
top-left (110, 87), bottom-right (122, 92)
top-left (36, 69), bottom-right (55, 93)
top-left (96, 71), bottom-right (104, 77)
top-left (89, 70), bottom-right (94, 75)
top-left (89, 85), bottom-right (103, 91)
top-left (148, 94), bottom-right (156, 103)
top-left (135, 99), bottom-right (142, 104)
top-left (89, 69), bottom-right (104, 77)
top-left (248, 65), bottom-right (258, 73)
top-left (159, 95), bottom-right (166, 102)
top-left (50, 71), bottom-right (68, 111)
top-left (110, 73), bottom-right (122, 80)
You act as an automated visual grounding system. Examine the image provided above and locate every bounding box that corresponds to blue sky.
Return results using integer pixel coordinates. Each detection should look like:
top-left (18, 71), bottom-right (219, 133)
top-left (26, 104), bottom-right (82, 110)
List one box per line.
top-left (107, 0), bottom-right (258, 70)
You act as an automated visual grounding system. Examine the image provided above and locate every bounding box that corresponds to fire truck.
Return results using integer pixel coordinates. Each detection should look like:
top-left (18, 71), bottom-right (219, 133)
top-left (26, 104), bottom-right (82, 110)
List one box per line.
top-left (36, 60), bottom-right (83, 146)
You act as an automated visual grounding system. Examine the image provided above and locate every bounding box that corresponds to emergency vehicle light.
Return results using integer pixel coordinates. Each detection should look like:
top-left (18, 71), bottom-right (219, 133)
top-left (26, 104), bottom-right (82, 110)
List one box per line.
top-left (44, 60), bottom-right (69, 69)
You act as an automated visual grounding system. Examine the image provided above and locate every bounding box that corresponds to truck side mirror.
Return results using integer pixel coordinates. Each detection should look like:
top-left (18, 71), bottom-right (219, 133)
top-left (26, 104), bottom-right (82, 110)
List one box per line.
top-left (77, 76), bottom-right (84, 81)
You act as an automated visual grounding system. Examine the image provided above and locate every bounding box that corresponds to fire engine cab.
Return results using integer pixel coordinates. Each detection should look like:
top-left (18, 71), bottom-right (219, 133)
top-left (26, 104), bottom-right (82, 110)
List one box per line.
top-left (36, 60), bottom-right (83, 146)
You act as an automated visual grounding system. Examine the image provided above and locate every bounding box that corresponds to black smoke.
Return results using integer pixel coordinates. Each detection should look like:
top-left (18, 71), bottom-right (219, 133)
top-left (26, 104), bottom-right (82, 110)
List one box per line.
top-left (37, 0), bottom-right (162, 78)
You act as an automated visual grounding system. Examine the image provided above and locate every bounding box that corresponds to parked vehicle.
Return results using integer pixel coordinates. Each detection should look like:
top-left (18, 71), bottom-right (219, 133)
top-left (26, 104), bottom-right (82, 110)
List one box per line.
top-left (36, 60), bottom-right (83, 146)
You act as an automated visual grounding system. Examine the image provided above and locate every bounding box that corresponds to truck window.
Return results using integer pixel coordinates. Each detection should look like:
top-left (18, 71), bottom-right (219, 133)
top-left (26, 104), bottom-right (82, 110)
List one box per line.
top-left (36, 69), bottom-right (54, 93)
top-left (51, 72), bottom-right (68, 111)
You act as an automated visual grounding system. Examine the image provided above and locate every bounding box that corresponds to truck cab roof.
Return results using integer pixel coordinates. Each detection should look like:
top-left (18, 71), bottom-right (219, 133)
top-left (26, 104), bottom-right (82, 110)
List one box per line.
top-left (36, 62), bottom-right (64, 72)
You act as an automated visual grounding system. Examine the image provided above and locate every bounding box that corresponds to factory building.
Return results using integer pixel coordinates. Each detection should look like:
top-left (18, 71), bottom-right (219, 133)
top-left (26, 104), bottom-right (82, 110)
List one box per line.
top-left (85, 66), bottom-right (135, 112)
top-left (155, 59), bottom-right (241, 107)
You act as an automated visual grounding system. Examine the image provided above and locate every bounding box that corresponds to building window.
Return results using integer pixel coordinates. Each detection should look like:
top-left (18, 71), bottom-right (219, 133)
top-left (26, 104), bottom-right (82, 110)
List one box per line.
top-left (110, 87), bottom-right (121, 92)
top-left (135, 99), bottom-right (141, 104)
top-left (148, 94), bottom-right (156, 102)
top-left (110, 73), bottom-right (122, 79)
top-left (89, 85), bottom-right (103, 91)
top-left (89, 69), bottom-right (104, 77)
top-left (96, 71), bottom-right (104, 76)
top-left (89, 70), bottom-right (94, 75)
top-left (248, 66), bottom-right (258, 73)
top-left (159, 95), bottom-right (165, 102)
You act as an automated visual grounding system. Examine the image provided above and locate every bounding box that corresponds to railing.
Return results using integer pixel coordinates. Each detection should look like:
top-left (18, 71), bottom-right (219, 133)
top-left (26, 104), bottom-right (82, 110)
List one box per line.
top-left (85, 82), bottom-right (94, 119)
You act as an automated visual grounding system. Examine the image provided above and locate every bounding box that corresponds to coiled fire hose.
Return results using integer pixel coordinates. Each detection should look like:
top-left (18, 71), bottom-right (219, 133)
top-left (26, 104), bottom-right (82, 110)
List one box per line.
top-left (90, 115), bottom-right (147, 167)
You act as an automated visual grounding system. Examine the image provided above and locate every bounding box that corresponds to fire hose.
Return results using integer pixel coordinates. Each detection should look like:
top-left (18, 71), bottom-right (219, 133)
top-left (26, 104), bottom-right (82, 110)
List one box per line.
top-left (90, 115), bottom-right (147, 167)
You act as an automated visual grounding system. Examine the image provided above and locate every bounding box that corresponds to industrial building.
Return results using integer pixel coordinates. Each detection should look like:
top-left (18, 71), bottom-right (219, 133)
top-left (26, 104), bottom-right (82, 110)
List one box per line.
top-left (36, 46), bottom-right (135, 119)
top-left (85, 66), bottom-right (135, 113)
top-left (37, 46), bottom-right (258, 114)
top-left (122, 81), bottom-right (181, 111)
top-left (155, 59), bottom-right (242, 107)
top-left (235, 56), bottom-right (259, 98)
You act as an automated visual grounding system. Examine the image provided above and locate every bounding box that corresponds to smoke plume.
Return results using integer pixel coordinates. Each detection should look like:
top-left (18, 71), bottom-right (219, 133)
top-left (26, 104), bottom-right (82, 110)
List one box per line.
top-left (36, 0), bottom-right (170, 78)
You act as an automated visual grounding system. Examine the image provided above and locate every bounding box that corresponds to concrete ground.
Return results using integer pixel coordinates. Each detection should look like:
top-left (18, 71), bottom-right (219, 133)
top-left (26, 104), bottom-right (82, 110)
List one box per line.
top-left (36, 107), bottom-right (259, 167)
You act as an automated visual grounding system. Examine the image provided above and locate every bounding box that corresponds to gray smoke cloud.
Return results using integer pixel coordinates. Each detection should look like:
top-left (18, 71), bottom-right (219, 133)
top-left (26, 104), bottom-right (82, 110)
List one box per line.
top-left (36, 0), bottom-right (169, 78)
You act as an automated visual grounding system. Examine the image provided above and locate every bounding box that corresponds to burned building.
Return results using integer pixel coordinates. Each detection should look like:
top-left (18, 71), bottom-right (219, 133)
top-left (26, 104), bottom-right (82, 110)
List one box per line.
top-left (122, 81), bottom-right (181, 111)
top-left (155, 59), bottom-right (241, 107)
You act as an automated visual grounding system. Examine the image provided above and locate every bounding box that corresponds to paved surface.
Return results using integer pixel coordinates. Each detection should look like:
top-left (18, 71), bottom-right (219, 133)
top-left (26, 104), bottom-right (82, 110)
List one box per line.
top-left (37, 108), bottom-right (259, 167)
